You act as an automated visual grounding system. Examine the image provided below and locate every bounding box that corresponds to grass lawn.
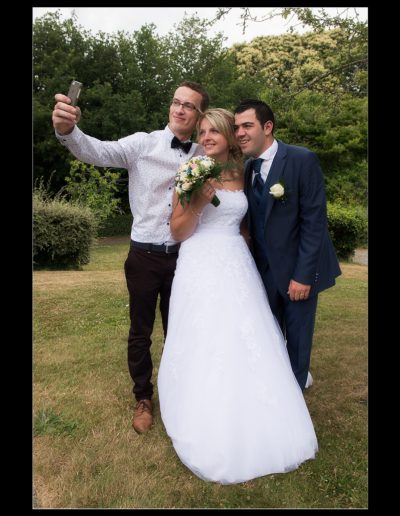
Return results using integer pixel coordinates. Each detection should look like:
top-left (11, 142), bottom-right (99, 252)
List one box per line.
top-left (33, 238), bottom-right (367, 508)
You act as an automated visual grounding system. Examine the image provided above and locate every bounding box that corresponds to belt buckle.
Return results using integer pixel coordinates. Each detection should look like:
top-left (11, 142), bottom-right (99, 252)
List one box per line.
top-left (165, 244), bottom-right (172, 254)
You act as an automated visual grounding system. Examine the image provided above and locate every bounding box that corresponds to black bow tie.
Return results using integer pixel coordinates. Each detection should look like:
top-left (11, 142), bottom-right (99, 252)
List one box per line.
top-left (171, 136), bottom-right (192, 153)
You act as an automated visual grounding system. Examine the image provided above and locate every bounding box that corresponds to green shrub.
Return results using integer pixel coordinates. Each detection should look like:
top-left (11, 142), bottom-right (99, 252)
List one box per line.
top-left (327, 202), bottom-right (367, 260)
top-left (33, 193), bottom-right (97, 269)
top-left (97, 212), bottom-right (133, 237)
top-left (64, 160), bottom-right (122, 225)
top-left (325, 160), bottom-right (368, 208)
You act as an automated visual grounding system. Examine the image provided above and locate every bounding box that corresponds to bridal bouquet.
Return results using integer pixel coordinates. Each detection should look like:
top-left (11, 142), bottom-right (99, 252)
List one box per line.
top-left (174, 155), bottom-right (224, 207)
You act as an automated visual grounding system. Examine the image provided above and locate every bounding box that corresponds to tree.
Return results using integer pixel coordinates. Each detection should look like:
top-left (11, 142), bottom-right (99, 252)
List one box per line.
top-left (210, 7), bottom-right (367, 98)
top-left (269, 90), bottom-right (367, 206)
top-left (33, 11), bottom-right (94, 191)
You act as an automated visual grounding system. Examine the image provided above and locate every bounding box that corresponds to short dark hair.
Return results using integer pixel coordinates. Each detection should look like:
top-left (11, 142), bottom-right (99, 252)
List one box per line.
top-left (234, 99), bottom-right (275, 132)
top-left (179, 81), bottom-right (210, 112)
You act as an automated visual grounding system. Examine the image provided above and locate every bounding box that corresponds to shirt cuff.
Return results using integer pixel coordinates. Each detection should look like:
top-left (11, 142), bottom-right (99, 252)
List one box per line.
top-left (55, 125), bottom-right (80, 144)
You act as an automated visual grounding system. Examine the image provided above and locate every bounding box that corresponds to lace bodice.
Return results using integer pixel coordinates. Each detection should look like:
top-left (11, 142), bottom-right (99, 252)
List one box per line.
top-left (196, 189), bottom-right (248, 233)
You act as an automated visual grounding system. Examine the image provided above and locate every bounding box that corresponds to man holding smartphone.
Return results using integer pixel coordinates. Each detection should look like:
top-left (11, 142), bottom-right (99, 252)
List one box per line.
top-left (52, 80), bottom-right (209, 433)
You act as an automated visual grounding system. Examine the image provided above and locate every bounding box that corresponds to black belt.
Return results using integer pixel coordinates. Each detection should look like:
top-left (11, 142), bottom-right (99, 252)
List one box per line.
top-left (130, 240), bottom-right (180, 254)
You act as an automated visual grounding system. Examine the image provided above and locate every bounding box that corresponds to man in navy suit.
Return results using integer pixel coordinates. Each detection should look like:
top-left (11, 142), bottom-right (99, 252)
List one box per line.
top-left (234, 99), bottom-right (341, 391)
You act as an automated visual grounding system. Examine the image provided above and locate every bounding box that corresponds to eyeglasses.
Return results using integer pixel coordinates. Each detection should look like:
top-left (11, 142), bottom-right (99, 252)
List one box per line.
top-left (171, 98), bottom-right (200, 113)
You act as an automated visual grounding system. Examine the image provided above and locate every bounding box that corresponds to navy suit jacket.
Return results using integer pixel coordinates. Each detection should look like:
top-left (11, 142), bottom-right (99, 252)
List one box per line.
top-left (244, 140), bottom-right (341, 298)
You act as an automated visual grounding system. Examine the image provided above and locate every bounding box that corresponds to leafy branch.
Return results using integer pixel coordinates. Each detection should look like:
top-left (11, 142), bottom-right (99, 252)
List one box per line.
top-left (280, 57), bottom-right (368, 99)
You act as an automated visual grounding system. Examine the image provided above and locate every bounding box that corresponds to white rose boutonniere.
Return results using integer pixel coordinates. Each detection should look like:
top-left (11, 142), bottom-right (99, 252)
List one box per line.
top-left (269, 181), bottom-right (288, 202)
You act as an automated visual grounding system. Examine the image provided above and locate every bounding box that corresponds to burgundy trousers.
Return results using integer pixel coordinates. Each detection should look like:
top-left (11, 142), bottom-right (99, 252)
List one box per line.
top-left (124, 246), bottom-right (178, 402)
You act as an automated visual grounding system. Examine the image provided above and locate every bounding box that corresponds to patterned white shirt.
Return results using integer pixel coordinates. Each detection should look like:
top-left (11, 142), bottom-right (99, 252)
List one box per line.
top-left (56, 124), bottom-right (203, 244)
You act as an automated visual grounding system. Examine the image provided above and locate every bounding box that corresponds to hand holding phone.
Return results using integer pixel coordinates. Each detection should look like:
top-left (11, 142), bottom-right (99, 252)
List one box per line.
top-left (67, 80), bottom-right (83, 106)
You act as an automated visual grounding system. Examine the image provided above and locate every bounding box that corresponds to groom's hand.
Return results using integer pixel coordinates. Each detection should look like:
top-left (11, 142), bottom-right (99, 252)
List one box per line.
top-left (52, 93), bottom-right (81, 135)
top-left (287, 280), bottom-right (311, 301)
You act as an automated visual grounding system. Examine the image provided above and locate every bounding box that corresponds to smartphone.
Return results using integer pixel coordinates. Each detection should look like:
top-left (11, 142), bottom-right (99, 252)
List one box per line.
top-left (67, 80), bottom-right (83, 106)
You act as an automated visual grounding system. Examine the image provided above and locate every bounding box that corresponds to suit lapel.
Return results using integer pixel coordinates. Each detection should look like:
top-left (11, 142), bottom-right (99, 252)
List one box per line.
top-left (244, 159), bottom-right (254, 195)
top-left (263, 141), bottom-right (287, 226)
top-left (244, 159), bottom-right (254, 231)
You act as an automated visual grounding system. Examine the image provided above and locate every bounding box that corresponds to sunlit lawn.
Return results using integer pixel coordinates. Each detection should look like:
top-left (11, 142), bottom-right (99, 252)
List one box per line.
top-left (33, 239), bottom-right (367, 508)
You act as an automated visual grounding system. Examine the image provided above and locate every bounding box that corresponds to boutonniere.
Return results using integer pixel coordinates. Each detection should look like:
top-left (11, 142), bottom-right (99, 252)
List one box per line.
top-left (269, 181), bottom-right (288, 202)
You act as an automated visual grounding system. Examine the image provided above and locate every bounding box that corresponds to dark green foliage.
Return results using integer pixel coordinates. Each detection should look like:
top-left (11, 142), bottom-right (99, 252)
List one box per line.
top-left (325, 160), bottom-right (367, 207)
top-left (206, 51), bottom-right (265, 111)
top-left (33, 193), bottom-right (97, 269)
top-left (98, 213), bottom-right (133, 237)
top-left (327, 203), bottom-right (367, 260)
top-left (268, 90), bottom-right (367, 207)
top-left (64, 160), bottom-right (122, 224)
top-left (79, 83), bottom-right (147, 139)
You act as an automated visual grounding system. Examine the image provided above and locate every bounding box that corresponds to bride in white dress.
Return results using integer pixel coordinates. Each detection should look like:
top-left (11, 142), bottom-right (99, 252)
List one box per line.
top-left (157, 109), bottom-right (318, 484)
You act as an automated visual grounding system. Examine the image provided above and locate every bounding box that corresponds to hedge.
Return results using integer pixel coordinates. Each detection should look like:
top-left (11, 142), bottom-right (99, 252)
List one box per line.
top-left (33, 196), bottom-right (97, 269)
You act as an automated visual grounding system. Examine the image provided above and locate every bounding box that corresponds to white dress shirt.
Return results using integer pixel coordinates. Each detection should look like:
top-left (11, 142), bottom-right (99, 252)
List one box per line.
top-left (56, 124), bottom-right (202, 244)
top-left (252, 138), bottom-right (278, 184)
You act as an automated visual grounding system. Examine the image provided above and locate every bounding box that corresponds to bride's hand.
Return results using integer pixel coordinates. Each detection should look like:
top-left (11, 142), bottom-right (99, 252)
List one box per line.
top-left (199, 179), bottom-right (216, 204)
top-left (190, 180), bottom-right (217, 215)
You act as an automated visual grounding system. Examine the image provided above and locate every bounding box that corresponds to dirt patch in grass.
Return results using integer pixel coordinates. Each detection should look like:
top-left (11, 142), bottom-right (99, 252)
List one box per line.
top-left (339, 263), bottom-right (367, 281)
top-left (34, 271), bottom-right (126, 291)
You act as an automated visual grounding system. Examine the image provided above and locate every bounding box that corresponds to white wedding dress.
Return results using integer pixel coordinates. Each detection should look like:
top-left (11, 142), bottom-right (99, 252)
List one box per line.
top-left (157, 189), bottom-right (318, 484)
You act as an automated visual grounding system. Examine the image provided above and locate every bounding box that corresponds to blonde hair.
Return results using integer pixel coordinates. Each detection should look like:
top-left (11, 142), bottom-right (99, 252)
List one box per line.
top-left (196, 108), bottom-right (243, 175)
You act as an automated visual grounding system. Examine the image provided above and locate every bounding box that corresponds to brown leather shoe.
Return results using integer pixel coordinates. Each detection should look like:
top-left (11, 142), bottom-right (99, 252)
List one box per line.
top-left (132, 399), bottom-right (153, 434)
